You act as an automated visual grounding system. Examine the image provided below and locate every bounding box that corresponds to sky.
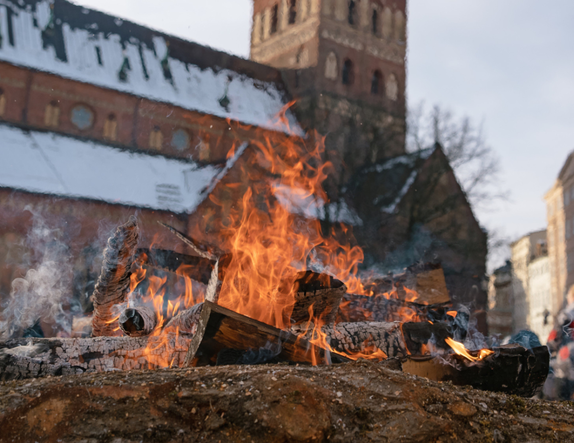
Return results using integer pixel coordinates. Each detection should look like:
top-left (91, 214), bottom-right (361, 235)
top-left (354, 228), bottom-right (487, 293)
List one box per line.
top-left (73, 0), bottom-right (574, 270)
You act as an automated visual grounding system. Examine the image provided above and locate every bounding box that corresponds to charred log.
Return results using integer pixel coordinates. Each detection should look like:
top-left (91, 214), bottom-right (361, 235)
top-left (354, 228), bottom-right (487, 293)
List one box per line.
top-left (184, 301), bottom-right (348, 367)
top-left (402, 344), bottom-right (550, 397)
top-left (289, 271), bottom-right (346, 325)
top-left (0, 334), bottom-right (191, 381)
top-left (91, 217), bottom-right (139, 337)
top-left (118, 305), bottom-right (157, 337)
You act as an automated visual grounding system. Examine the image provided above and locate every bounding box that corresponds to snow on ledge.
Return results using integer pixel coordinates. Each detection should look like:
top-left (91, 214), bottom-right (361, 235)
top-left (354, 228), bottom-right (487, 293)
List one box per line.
top-left (0, 124), bottom-right (220, 213)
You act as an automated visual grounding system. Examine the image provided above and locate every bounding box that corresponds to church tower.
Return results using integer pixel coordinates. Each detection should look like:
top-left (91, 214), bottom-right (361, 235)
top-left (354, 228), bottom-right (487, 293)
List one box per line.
top-left (250, 0), bottom-right (407, 181)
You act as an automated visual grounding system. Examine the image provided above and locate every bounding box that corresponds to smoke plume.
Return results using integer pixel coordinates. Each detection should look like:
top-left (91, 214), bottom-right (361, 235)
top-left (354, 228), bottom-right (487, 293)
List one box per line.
top-left (0, 209), bottom-right (73, 339)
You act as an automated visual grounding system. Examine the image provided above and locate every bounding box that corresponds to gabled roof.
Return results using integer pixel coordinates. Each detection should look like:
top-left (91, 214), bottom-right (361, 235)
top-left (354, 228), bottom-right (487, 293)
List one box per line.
top-left (0, 123), bottom-right (223, 213)
top-left (343, 147), bottom-right (435, 217)
top-left (0, 0), bottom-right (302, 135)
top-left (558, 150), bottom-right (574, 182)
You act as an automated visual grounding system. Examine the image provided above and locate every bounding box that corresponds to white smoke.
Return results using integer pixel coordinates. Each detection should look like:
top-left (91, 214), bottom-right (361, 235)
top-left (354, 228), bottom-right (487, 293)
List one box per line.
top-left (0, 209), bottom-right (72, 339)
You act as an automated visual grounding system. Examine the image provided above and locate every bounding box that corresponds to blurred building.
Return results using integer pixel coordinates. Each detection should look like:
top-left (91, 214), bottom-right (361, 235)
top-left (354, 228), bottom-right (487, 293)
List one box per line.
top-left (487, 261), bottom-right (513, 338)
top-left (0, 0), bottom-right (487, 331)
top-left (545, 150), bottom-right (574, 316)
top-left (510, 230), bottom-right (547, 331)
top-left (488, 232), bottom-right (552, 343)
top-left (528, 253), bottom-right (553, 343)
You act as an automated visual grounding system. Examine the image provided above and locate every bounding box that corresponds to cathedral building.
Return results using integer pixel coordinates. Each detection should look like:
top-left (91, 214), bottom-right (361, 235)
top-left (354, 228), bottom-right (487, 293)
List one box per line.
top-left (0, 0), bottom-right (487, 331)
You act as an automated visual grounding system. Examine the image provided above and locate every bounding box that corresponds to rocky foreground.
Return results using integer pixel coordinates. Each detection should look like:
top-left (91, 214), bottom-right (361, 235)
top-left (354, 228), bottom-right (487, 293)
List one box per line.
top-left (0, 360), bottom-right (573, 442)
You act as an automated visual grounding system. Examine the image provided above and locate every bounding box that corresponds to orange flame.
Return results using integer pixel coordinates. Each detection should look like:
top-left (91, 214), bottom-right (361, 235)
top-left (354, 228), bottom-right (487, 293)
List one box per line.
top-left (445, 337), bottom-right (494, 362)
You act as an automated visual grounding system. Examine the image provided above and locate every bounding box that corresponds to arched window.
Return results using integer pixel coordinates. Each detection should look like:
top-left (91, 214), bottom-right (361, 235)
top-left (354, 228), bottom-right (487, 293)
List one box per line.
top-left (149, 126), bottom-right (163, 150)
top-left (386, 73), bottom-right (399, 101)
top-left (371, 70), bottom-right (383, 95)
top-left (71, 104), bottom-right (94, 130)
top-left (252, 13), bottom-right (262, 44)
top-left (171, 128), bottom-right (190, 151)
top-left (270, 4), bottom-right (279, 34)
top-left (342, 59), bottom-right (354, 85)
top-left (395, 10), bottom-right (406, 41)
top-left (0, 88), bottom-right (6, 117)
top-left (371, 9), bottom-right (379, 35)
top-left (260, 10), bottom-right (266, 40)
top-left (324, 51), bottom-right (338, 79)
top-left (289, 0), bottom-right (297, 24)
top-left (44, 101), bottom-right (60, 128)
top-left (348, 0), bottom-right (356, 25)
top-left (382, 7), bottom-right (392, 38)
top-left (103, 114), bottom-right (117, 141)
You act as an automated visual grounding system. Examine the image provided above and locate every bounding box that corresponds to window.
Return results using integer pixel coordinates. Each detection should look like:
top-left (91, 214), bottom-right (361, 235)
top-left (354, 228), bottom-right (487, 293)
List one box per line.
top-left (394, 10), bottom-right (406, 41)
top-left (371, 70), bottom-right (383, 94)
top-left (348, 0), bottom-right (356, 25)
top-left (103, 114), bottom-right (117, 141)
top-left (289, 0), bottom-right (297, 24)
top-left (260, 10), bottom-right (266, 40)
top-left (0, 88), bottom-right (5, 117)
top-left (171, 129), bottom-right (190, 151)
top-left (44, 101), bottom-right (60, 128)
top-left (71, 104), bottom-right (94, 130)
top-left (386, 73), bottom-right (399, 100)
top-left (324, 51), bottom-right (338, 80)
top-left (271, 4), bottom-right (278, 34)
top-left (371, 9), bottom-right (378, 35)
top-left (342, 59), bottom-right (354, 85)
top-left (149, 126), bottom-right (163, 150)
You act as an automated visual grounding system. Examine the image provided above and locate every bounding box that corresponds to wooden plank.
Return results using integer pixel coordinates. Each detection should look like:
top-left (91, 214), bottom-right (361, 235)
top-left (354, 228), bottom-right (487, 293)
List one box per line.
top-left (184, 301), bottom-right (348, 367)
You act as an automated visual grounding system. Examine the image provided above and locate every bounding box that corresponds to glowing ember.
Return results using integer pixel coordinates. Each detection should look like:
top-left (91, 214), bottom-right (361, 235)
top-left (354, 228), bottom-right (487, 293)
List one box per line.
top-left (445, 337), bottom-right (494, 362)
top-left (446, 311), bottom-right (457, 318)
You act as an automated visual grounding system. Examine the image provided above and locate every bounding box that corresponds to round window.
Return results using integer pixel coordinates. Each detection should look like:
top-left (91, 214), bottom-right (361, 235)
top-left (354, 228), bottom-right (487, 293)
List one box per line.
top-left (171, 129), bottom-right (190, 151)
top-left (71, 105), bottom-right (94, 130)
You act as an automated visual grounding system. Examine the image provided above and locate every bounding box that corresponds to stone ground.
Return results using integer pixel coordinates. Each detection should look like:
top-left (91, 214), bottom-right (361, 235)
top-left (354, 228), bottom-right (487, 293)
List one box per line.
top-left (0, 360), bottom-right (573, 442)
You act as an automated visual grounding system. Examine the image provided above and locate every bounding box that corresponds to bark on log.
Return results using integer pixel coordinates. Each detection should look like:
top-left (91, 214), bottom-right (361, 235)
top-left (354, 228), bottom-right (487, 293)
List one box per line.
top-left (163, 303), bottom-right (204, 335)
top-left (1, 361), bottom-right (568, 443)
top-left (337, 293), bottom-right (450, 323)
top-left (184, 301), bottom-right (348, 367)
top-left (291, 321), bottom-right (408, 359)
top-left (91, 216), bottom-right (139, 337)
top-left (0, 335), bottom-right (191, 381)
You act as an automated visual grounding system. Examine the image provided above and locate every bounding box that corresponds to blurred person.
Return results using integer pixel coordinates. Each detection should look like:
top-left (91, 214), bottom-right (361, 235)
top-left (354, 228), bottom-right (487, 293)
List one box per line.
top-left (544, 285), bottom-right (574, 400)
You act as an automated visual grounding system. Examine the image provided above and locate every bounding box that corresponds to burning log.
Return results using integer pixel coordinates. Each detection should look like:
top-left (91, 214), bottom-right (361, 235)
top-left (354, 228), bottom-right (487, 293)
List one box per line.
top-left (299, 321), bottom-right (408, 359)
top-left (183, 301), bottom-right (347, 367)
top-left (136, 248), bottom-right (231, 285)
top-left (403, 344), bottom-right (550, 397)
top-left (163, 303), bottom-right (204, 335)
top-left (289, 271), bottom-right (346, 325)
top-left (118, 304), bottom-right (156, 337)
top-left (0, 334), bottom-right (192, 381)
top-left (337, 264), bottom-right (451, 324)
top-left (91, 217), bottom-right (139, 337)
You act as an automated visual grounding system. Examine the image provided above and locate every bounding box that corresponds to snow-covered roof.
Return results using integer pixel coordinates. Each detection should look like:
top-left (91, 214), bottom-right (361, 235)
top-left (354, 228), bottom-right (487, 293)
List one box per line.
top-left (0, 0), bottom-right (302, 136)
top-left (343, 147), bottom-right (435, 217)
top-left (0, 123), bottom-right (223, 213)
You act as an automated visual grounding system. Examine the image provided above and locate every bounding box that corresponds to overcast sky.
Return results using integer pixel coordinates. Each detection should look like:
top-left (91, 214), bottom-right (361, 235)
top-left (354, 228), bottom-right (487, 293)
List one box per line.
top-left (74, 0), bottom-right (574, 270)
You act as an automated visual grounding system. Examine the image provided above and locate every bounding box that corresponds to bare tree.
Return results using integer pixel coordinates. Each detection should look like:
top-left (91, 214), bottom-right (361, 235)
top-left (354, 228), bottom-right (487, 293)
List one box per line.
top-left (407, 102), bottom-right (508, 209)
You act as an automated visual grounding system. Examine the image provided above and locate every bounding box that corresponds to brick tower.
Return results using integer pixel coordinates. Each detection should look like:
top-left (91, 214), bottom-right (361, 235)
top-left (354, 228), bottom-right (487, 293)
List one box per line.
top-left (250, 0), bottom-right (407, 183)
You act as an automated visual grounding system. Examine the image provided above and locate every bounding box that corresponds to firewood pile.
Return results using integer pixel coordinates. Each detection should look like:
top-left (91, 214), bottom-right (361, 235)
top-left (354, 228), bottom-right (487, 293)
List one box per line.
top-left (0, 218), bottom-right (550, 402)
